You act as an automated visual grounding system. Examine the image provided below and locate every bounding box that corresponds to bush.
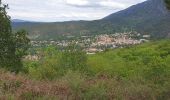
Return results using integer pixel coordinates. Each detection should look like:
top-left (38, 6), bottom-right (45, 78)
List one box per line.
top-left (62, 70), bottom-right (85, 99)
top-left (59, 44), bottom-right (88, 73)
top-left (82, 81), bottom-right (108, 100)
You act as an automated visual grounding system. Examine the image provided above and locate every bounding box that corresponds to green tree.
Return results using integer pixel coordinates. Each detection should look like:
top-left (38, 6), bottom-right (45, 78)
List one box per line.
top-left (0, 0), bottom-right (30, 72)
top-left (165, 0), bottom-right (170, 9)
top-left (13, 30), bottom-right (30, 72)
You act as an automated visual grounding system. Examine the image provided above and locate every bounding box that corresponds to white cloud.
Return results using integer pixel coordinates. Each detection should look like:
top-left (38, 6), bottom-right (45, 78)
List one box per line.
top-left (99, 1), bottom-right (126, 9)
top-left (3, 0), bottom-right (146, 22)
top-left (65, 0), bottom-right (90, 6)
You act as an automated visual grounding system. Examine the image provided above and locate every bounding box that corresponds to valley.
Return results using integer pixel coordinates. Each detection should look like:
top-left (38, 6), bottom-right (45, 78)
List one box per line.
top-left (1, 0), bottom-right (170, 99)
top-left (30, 32), bottom-right (150, 54)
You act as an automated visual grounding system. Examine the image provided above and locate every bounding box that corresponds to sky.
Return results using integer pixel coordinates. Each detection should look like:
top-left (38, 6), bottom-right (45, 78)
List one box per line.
top-left (4, 0), bottom-right (146, 22)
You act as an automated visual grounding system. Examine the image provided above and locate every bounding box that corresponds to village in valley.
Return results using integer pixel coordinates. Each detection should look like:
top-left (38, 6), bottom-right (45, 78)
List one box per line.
top-left (26, 31), bottom-right (151, 61)
top-left (30, 32), bottom-right (150, 55)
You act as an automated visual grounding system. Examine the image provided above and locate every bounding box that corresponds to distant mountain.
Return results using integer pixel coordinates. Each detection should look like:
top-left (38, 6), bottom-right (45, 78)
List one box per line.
top-left (12, 19), bottom-right (31, 22)
top-left (12, 0), bottom-right (170, 40)
top-left (104, 0), bottom-right (169, 20)
top-left (102, 0), bottom-right (170, 38)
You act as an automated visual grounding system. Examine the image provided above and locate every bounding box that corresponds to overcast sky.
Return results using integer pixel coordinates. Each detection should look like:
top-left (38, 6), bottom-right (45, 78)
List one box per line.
top-left (4, 0), bottom-right (146, 22)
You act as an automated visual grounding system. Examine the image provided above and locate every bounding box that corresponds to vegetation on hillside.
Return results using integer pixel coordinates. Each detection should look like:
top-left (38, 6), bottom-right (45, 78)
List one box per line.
top-left (1, 0), bottom-right (170, 99)
top-left (1, 39), bottom-right (169, 99)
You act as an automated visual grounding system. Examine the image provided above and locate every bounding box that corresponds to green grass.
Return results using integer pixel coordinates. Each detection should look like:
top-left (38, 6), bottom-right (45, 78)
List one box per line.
top-left (24, 39), bottom-right (170, 82)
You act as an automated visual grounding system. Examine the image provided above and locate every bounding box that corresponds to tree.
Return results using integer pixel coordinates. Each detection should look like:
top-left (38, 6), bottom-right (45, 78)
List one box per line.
top-left (165, 0), bottom-right (170, 10)
top-left (13, 30), bottom-right (30, 72)
top-left (0, 0), bottom-right (30, 72)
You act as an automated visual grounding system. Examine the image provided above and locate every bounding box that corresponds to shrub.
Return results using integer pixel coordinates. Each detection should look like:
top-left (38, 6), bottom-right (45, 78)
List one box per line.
top-left (62, 70), bottom-right (85, 99)
top-left (82, 81), bottom-right (108, 100)
top-left (59, 44), bottom-right (88, 73)
top-left (28, 63), bottom-right (59, 80)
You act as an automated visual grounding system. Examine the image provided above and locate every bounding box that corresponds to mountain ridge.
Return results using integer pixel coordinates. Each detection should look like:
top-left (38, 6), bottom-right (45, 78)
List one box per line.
top-left (12, 19), bottom-right (30, 22)
top-left (12, 0), bottom-right (170, 40)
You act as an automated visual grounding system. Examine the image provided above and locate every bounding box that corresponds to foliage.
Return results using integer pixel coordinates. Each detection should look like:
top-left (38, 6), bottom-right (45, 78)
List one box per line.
top-left (0, 39), bottom-right (170, 99)
top-left (0, 1), bottom-right (30, 72)
top-left (0, 1), bottom-right (14, 70)
top-left (25, 40), bottom-right (170, 82)
top-left (26, 44), bottom-right (88, 80)
top-left (14, 30), bottom-right (30, 58)
top-left (59, 43), bottom-right (88, 73)
top-left (165, 0), bottom-right (170, 9)
top-left (81, 81), bottom-right (108, 100)
top-left (27, 46), bottom-right (60, 80)
top-left (63, 70), bottom-right (85, 99)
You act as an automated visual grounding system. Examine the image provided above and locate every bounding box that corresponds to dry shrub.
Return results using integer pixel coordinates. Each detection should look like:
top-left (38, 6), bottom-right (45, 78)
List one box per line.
top-left (0, 69), bottom-right (70, 99)
top-left (0, 69), bottom-right (169, 100)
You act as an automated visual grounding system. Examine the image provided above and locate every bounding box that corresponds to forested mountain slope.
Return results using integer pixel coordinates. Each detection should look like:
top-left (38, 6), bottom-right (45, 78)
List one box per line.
top-left (12, 0), bottom-right (170, 40)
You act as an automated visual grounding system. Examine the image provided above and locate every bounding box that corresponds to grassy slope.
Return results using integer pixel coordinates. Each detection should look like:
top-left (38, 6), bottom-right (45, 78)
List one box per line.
top-left (88, 39), bottom-right (170, 76)
top-left (0, 39), bottom-right (170, 99)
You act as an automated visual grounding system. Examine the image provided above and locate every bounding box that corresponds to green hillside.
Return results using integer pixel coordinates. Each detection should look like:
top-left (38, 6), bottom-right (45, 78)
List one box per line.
top-left (1, 0), bottom-right (170, 99)
top-left (12, 0), bottom-right (170, 40)
top-left (12, 21), bottom-right (116, 40)
top-left (1, 39), bottom-right (170, 99)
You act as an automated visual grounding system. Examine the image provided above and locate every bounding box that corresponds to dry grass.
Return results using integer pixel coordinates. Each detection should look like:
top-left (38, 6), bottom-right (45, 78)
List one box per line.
top-left (0, 70), bottom-right (70, 100)
top-left (0, 70), bottom-right (169, 100)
